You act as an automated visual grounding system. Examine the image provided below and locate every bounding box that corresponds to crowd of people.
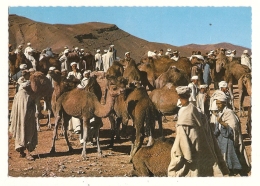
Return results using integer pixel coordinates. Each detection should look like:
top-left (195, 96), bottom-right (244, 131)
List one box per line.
top-left (8, 42), bottom-right (251, 176)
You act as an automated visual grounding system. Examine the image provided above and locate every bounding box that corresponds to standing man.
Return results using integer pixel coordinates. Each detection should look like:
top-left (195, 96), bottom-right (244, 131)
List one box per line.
top-left (106, 45), bottom-right (115, 67)
top-left (24, 43), bottom-right (33, 59)
top-left (157, 49), bottom-right (163, 57)
top-left (14, 45), bottom-right (23, 54)
top-left (27, 49), bottom-right (37, 70)
top-left (59, 49), bottom-right (70, 71)
top-left (188, 75), bottom-right (199, 105)
top-left (168, 86), bottom-right (229, 177)
top-left (102, 49), bottom-right (109, 73)
top-left (171, 50), bottom-right (180, 61)
top-left (95, 49), bottom-right (102, 71)
top-left (214, 94), bottom-right (251, 176)
top-left (241, 50), bottom-right (251, 70)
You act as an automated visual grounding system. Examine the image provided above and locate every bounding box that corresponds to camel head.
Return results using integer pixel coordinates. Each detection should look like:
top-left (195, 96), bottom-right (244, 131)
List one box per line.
top-left (215, 53), bottom-right (228, 73)
top-left (190, 56), bottom-right (203, 65)
top-left (241, 73), bottom-right (252, 96)
top-left (107, 76), bottom-right (128, 96)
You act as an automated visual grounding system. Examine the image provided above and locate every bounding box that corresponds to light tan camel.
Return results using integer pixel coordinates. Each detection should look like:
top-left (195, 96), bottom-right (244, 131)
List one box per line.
top-left (238, 73), bottom-right (252, 117)
top-left (51, 76), bottom-right (126, 159)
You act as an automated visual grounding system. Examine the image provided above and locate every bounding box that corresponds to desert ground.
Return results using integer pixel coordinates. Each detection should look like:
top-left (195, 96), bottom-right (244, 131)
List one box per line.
top-left (8, 73), bottom-right (251, 177)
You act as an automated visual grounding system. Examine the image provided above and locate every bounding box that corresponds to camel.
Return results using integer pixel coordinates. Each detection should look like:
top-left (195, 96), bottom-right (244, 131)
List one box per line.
top-left (139, 56), bottom-right (201, 85)
top-left (106, 61), bottom-right (124, 78)
top-left (119, 59), bottom-right (154, 90)
top-left (37, 56), bottom-right (61, 75)
top-left (9, 52), bottom-right (32, 77)
top-left (155, 66), bottom-right (189, 88)
top-left (215, 53), bottom-right (251, 111)
top-left (238, 73), bottom-right (252, 117)
top-left (246, 106), bottom-right (252, 139)
top-left (130, 138), bottom-right (174, 177)
top-left (149, 83), bottom-right (179, 137)
top-left (51, 76), bottom-right (126, 159)
top-left (29, 71), bottom-right (53, 131)
top-left (125, 81), bottom-right (156, 161)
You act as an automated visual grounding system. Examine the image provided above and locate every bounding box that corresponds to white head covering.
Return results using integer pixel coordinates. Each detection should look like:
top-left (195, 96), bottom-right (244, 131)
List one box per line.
top-left (172, 50), bottom-right (179, 54)
top-left (193, 55), bottom-right (204, 60)
top-left (191, 75), bottom-right (198, 80)
top-left (83, 70), bottom-right (91, 76)
top-left (64, 46), bottom-right (68, 49)
top-left (104, 49), bottom-right (108, 53)
top-left (176, 86), bottom-right (191, 95)
top-left (232, 50), bottom-right (236, 53)
top-left (19, 64), bottom-right (27, 70)
top-left (226, 50), bottom-right (232, 55)
top-left (70, 62), bottom-right (77, 66)
top-left (18, 45), bottom-right (23, 48)
top-left (49, 66), bottom-right (56, 71)
top-left (80, 48), bottom-right (84, 51)
top-left (214, 93), bottom-right (227, 102)
top-left (28, 68), bottom-right (35, 72)
top-left (61, 69), bottom-right (67, 72)
top-left (125, 52), bottom-right (130, 56)
top-left (199, 84), bottom-right (208, 89)
top-left (219, 81), bottom-right (228, 88)
top-left (243, 50), bottom-right (248, 54)
top-left (110, 45), bottom-right (114, 48)
top-left (27, 42), bottom-right (31, 46)
top-left (64, 49), bottom-right (69, 53)
top-left (96, 49), bottom-right (100, 53)
top-left (75, 47), bottom-right (79, 50)
top-left (167, 48), bottom-right (172, 52)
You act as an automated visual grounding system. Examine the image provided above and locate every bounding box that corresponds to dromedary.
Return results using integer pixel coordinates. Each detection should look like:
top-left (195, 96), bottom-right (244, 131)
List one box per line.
top-left (105, 61), bottom-right (124, 78)
top-left (9, 52), bottom-right (32, 77)
top-left (154, 66), bottom-right (189, 88)
top-left (130, 138), bottom-right (174, 177)
top-left (238, 73), bottom-right (252, 117)
top-left (125, 81), bottom-right (156, 161)
top-left (29, 71), bottom-right (53, 131)
top-left (37, 56), bottom-right (61, 75)
top-left (139, 56), bottom-right (201, 85)
top-left (51, 76), bottom-right (126, 159)
top-left (149, 83), bottom-right (179, 137)
top-left (215, 53), bottom-right (251, 111)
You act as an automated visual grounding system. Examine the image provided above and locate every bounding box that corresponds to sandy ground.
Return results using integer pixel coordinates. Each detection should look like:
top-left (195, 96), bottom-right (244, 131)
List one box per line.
top-left (7, 74), bottom-right (251, 177)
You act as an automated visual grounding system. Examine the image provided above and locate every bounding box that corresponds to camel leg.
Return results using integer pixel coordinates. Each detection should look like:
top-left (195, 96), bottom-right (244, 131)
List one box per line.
top-left (228, 82), bottom-right (235, 111)
top-left (239, 90), bottom-right (245, 117)
top-left (81, 117), bottom-right (90, 160)
top-left (96, 127), bottom-right (102, 157)
top-left (130, 117), bottom-right (145, 162)
top-left (158, 112), bottom-right (164, 138)
top-left (108, 114), bottom-right (116, 148)
top-left (50, 115), bottom-right (60, 154)
top-left (63, 114), bottom-right (73, 152)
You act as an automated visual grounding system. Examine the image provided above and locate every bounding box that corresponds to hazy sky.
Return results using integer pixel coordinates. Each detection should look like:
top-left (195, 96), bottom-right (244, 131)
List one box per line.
top-left (8, 6), bottom-right (252, 48)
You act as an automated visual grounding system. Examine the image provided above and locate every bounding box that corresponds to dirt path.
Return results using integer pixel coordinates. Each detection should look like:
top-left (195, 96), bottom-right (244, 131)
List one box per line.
top-left (8, 75), bottom-right (251, 177)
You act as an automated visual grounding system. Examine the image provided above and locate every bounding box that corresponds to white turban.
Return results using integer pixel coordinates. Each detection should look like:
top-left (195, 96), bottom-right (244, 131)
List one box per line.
top-left (243, 50), bottom-right (248, 54)
top-left (193, 55), bottom-right (204, 60)
top-left (49, 67), bottom-right (56, 71)
top-left (226, 50), bottom-right (231, 55)
top-left (172, 50), bottom-right (179, 54)
top-left (61, 69), bottom-right (67, 72)
top-left (64, 49), bottom-right (69, 54)
top-left (75, 47), bottom-right (79, 50)
top-left (80, 48), bottom-right (84, 51)
top-left (19, 64), bottom-right (27, 70)
top-left (214, 93), bottom-right (227, 102)
top-left (110, 45), bottom-right (114, 48)
top-left (199, 84), bottom-right (208, 89)
top-left (191, 75), bottom-right (198, 80)
top-left (125, 52), bottom-right (130, 56)
top-left (28, 68), bottom-right (35, 72)
top-left (70, 62), bottom-right (77, 66)
top-left (96, 49), bottom-right (100, 53)
top-left (167, 48), bottom-right (172, 52)
top-left (104, 49), bottom-right (108, 53)
top-left (27, 42), bottom-right (31, 46)
top-left (18, 45), bottom-right (23, 48)
top-left (219, 81), bottom-right (227, 88)
top-left (176, 86), bottom-right (191, 95)
top-left (83, 70), bottom-right (91, 76)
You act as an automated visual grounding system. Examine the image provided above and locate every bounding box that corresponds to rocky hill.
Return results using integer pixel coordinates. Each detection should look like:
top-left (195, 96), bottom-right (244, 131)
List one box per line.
top-left (9, 14), bottom-right (251, 60)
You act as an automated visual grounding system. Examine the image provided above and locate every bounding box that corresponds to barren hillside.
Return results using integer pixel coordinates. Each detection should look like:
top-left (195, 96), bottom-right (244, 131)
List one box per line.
top-left (9, 14), bottom-right (251, 60)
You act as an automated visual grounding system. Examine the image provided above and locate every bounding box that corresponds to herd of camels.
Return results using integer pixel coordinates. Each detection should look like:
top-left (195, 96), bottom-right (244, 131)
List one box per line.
top-left (8, 47), bottom-right (252, 176)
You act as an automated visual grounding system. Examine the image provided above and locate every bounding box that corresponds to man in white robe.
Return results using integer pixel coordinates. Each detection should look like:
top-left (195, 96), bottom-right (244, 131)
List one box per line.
top-left (241, 50), bottom-right (251, 70)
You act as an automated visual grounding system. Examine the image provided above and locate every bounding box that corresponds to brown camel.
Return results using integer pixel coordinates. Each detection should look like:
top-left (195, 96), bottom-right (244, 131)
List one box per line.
top-left (29, 71), bottom-right (53, 131)
top-left (125, 81), bottom-right (156, 161)
top-left (119, 59), bottom-right (154, 90)
top-left (130, 138), bottom-right (174, 177)
top-left (155, 66), bottom-right (189, 88)
top-left (37, 56), bottom-right (61, 75)
top-left (238, 73), bottom-right (252, 117)
top-left (106, 61), bottom-right (124, 78)
top-left (139, 56), bottom-right (201, 85)
top-left (149, 83), bottom-right (179, 137)
top-left (51, 76), bottom-right (126, 159)
top-left (215, 53), bottom-right (251, 110)
top-left (9, 52), bottom-right (32, 76)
